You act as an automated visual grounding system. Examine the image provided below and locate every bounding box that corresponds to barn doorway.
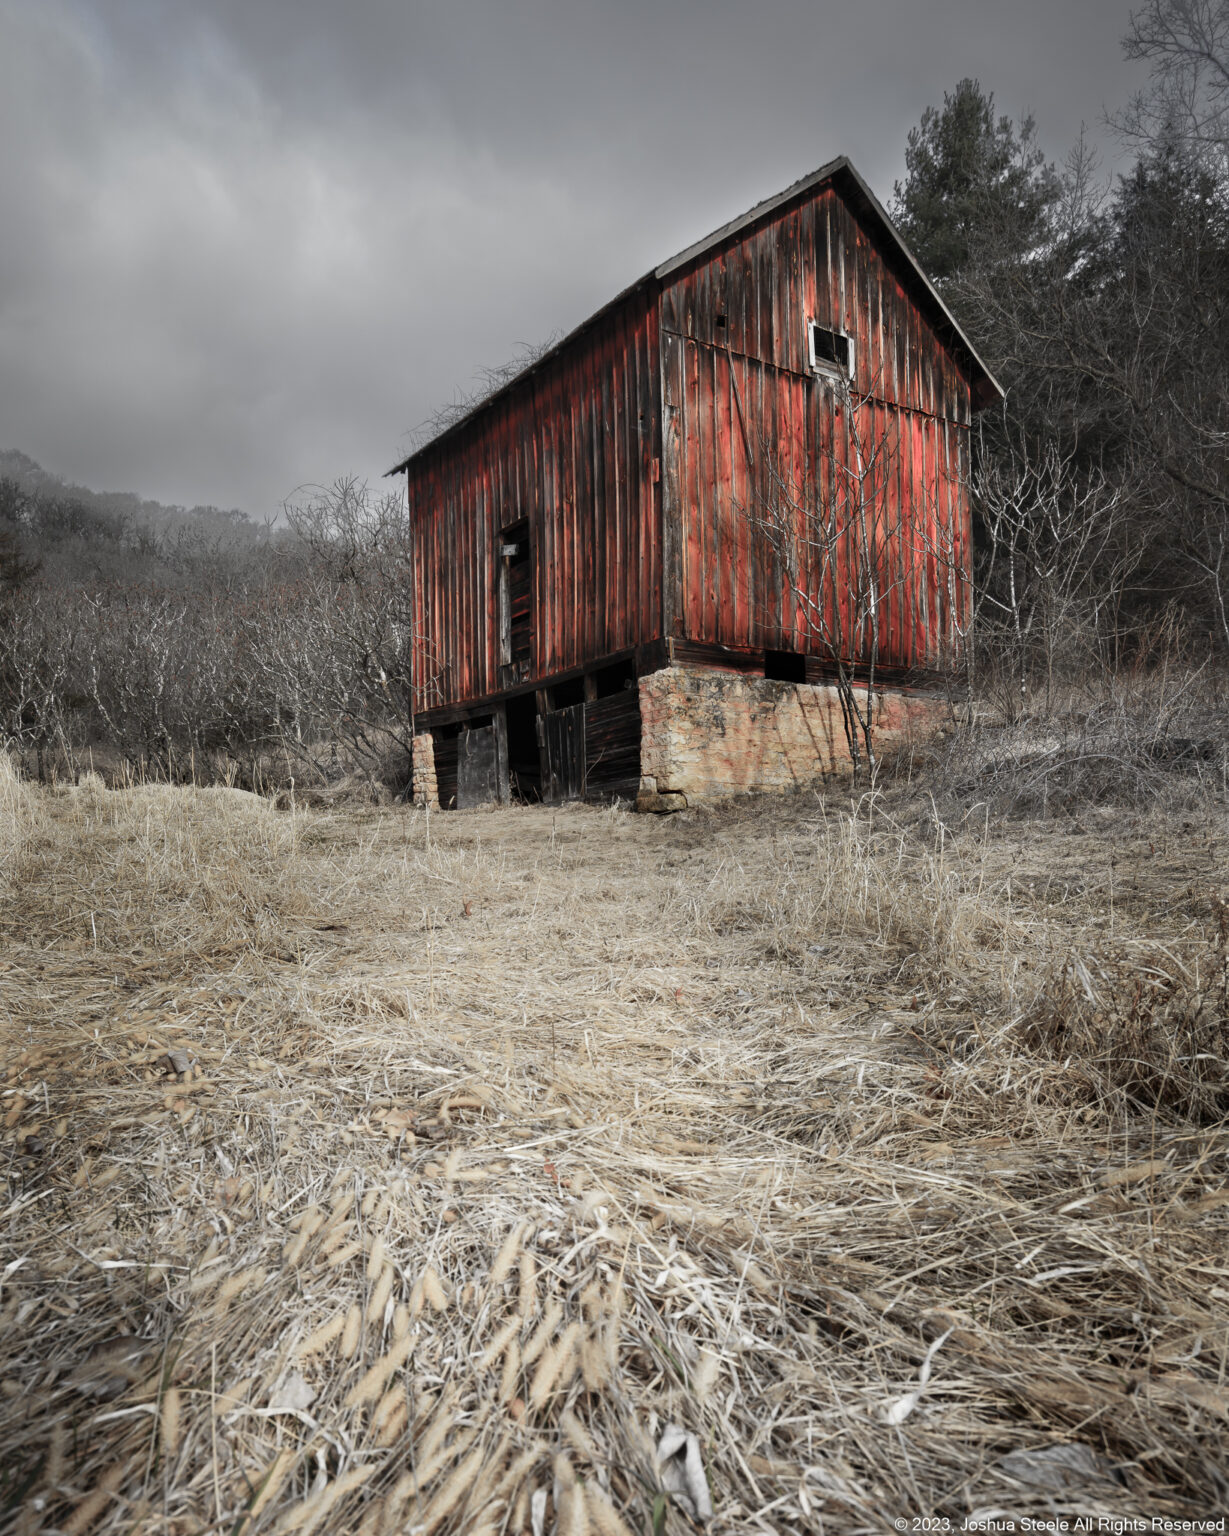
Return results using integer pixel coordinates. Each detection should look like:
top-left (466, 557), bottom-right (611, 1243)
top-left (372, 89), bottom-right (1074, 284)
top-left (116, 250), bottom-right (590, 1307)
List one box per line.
top-left (498, 520), bottom-right (532, 687)
top-left (504, 694), bottom-right (542, 803)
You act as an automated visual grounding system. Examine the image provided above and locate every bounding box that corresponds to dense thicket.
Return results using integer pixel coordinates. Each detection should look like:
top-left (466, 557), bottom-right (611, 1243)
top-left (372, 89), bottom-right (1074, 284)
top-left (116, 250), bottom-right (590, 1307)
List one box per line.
top-left (891, 4), bottom-right (1228, 706)
top-left (0, 467), bottom-right (417, 788)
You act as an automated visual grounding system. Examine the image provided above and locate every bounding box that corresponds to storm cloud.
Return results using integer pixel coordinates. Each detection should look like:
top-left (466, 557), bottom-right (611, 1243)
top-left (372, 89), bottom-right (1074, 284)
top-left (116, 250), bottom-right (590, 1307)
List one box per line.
top-left (0, 0), bottom-right (1146, 517)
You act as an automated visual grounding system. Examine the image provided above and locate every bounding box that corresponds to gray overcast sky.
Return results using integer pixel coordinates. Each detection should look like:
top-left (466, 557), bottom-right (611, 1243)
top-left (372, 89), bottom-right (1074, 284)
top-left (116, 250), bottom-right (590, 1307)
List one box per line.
top-left (1, 0), bottom-right (1147, 518)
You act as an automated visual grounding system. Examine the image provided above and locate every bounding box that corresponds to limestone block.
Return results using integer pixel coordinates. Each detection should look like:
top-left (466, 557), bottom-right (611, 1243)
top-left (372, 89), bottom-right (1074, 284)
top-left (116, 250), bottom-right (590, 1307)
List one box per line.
top-left (637, 665), bottom-right (946, 802)
top-left (411, 732), bottom-right (439, 809)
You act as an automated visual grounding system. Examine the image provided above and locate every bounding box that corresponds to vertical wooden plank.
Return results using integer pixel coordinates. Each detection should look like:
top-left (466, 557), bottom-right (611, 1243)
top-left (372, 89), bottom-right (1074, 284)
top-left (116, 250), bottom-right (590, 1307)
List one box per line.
top-left (596, 339), bottom-right (610, 661)
top-left (710, 341), bottom-right (724, 644)
top-left (464, 442), bottom-right (475, 699)
top-left (683, 337), bottom-right (700, 640)
top-left (648, 299), bottom-right (664, 644)
top-left (441, 462), bottom-right (453, 701)
top-left (494, 704), bottom-right (509, 805)
top-left (716, 347), bottom-right (736, 646)
top-left (815, 191), bottom-right (833, 332)
top-left (637, 311), bottom-right (650, 644)
top-left (620, 314), bottom-right (633, 651)
top-left (565, 356), bottom-right (579, 674)
top-left (757, 231), bottom-right (774, 366)
top-left (609, 324), bottom-right (622, 653)
top-left (728, 241), bottom-right (745, 361)
top-left (587, 344), bottom-right (601, 666)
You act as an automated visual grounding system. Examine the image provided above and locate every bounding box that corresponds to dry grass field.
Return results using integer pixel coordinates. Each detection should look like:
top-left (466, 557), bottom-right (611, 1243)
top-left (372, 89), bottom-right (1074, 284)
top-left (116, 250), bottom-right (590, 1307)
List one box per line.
top-left (2, 757), bottom-right (1227, 1534)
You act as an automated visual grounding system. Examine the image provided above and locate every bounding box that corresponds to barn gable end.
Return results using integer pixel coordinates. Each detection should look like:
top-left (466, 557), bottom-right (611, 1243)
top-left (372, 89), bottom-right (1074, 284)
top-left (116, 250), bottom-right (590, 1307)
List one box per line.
top-left (393, 157), bottom-right (1001, 808)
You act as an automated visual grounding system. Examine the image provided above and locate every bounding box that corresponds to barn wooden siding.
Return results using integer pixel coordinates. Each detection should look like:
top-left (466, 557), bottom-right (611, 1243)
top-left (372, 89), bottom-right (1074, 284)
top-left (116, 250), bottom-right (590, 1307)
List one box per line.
top-left (399, 160), bottom-right (992, 728)
top-left (658, 183), bottom-right (972, 669)
top-left (407, 298), bottom-right (662, 713)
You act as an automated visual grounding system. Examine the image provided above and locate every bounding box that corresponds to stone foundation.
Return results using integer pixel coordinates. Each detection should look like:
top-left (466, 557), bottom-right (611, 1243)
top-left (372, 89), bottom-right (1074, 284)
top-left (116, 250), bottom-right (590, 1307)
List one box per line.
top-left (637, 665), bottom-right (947, 809)
top-left (411, 732), bottom-right (439, 808)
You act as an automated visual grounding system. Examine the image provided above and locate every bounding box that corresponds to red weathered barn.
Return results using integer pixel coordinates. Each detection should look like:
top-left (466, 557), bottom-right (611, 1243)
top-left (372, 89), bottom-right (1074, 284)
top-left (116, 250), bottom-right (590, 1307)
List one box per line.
top-left (391, 156), bottom-right (1002, 810)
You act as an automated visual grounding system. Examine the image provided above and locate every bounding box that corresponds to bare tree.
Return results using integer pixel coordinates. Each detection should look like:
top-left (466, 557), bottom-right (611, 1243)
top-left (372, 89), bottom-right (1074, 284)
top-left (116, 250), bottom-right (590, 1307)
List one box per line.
top-left (969, 440), bottom-right (1137, 711)
top-left (0, 586), bottom-right (88, 779)
top-left (282, 478), bottom-right (439, 774)
top-left (1115, 0), bottom-right (1229, 172)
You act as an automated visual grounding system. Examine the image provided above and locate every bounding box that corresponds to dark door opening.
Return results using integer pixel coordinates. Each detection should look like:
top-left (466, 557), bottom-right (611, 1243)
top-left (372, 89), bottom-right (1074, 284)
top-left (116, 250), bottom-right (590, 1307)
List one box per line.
top-left (505, 693), bottom-right (542, 803)
top-left (765, 648), bottom-right (808, 683)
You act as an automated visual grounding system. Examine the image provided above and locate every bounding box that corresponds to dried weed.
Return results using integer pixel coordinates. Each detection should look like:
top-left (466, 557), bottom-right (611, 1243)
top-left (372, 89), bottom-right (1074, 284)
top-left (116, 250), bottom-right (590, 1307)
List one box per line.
top-left (1, 764), bottom-right (1227, 1533)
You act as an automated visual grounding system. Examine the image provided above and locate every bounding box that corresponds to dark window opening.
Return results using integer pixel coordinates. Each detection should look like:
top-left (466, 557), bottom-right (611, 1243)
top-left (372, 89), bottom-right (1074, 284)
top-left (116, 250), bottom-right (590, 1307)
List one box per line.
top-left (591, 660), bottom-right (636, 699)
top-left (550, 677), bottom-right (586, 710)
top-left (808, 321), bottom-right (853, 379)
top-left (765, 649), bottom-right (807, 683)
top-left (715, 313), bottom-right (727, 329)
top-left (499, 518), bottom-right (531, 681)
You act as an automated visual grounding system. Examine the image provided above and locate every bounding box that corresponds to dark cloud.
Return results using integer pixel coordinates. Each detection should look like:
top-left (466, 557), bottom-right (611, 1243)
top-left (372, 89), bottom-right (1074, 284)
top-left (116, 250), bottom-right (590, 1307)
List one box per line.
top-left (0, 0), bottom-right (1146, 517)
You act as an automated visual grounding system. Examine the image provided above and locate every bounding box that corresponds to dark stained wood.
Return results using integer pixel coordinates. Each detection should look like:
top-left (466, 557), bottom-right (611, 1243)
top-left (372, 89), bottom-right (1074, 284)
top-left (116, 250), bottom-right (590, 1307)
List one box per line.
top-left (457, 724), bottom-right (499, 808)
top-left (669, 638), bottom-right (766, 674)
top-left (538, 704), bottom-right (586, 804)
top-left (493, 705), bottom-right (510, 806)
top-left (583, 689), bottom-right (641, 799)
top-left (433, 731), bottom-right (460, 810)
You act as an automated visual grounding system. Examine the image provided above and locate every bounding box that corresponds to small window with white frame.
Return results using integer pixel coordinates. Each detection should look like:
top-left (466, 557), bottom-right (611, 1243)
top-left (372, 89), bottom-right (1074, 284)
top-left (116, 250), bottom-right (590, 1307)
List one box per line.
top-left (807, 320), bottom-right (854, 382)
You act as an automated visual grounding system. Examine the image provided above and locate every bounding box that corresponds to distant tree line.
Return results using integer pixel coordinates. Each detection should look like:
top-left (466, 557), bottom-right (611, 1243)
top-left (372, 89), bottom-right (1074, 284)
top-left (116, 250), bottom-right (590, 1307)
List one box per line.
top-left (0, 467), bottom-right (419, 788)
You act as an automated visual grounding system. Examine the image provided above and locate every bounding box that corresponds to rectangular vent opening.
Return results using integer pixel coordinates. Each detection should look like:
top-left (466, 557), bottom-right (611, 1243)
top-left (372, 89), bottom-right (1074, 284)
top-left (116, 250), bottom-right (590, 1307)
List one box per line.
top-left (764, 649), bottom-right (808, 683)
top-left (808, 321), bottom-right (853, 380)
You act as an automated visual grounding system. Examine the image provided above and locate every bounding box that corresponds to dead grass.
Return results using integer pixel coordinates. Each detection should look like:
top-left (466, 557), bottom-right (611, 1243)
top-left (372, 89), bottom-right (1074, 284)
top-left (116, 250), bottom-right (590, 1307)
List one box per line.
top-left (1, 769), bottom-right (1227, 1534)
top-left (1022, 920), bottom-right (1229, 1123)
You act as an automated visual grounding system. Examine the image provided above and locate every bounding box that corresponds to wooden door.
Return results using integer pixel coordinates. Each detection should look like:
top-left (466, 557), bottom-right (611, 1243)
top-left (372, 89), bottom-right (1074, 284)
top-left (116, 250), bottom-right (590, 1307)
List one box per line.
top-left (457, 724), bottom-right (499, 808)
top-left (537, 703), bottom-right (586, 803)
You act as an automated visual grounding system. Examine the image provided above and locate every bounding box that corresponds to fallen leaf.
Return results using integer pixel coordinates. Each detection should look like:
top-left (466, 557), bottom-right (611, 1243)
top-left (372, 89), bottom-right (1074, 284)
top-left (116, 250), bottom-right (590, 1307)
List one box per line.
top-left (268, 1372), bottom-right (317, 1414)
top-left (657, 1424), bottom-right (713, 1521)
top-left (995, 1443), bottom-right (1121, 1491)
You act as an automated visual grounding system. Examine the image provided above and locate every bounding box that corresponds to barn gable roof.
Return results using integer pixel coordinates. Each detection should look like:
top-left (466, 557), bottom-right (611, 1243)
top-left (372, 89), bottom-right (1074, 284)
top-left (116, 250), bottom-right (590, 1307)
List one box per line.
top-left (389, 155), bottom-right (1003, 477)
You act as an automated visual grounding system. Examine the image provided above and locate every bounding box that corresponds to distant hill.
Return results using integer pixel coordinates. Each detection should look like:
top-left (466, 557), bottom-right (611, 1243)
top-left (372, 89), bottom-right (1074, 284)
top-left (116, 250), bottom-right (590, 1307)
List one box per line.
top-left (0, 449), bottom-right (268, 545)
top-left (0, 450), bottom-right (275, 585)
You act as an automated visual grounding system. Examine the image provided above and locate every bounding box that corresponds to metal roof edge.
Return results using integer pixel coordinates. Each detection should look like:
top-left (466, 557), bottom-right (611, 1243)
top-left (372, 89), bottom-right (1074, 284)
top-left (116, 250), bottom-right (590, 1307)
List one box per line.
top-left (652, 155), bottom-right (852, 280)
